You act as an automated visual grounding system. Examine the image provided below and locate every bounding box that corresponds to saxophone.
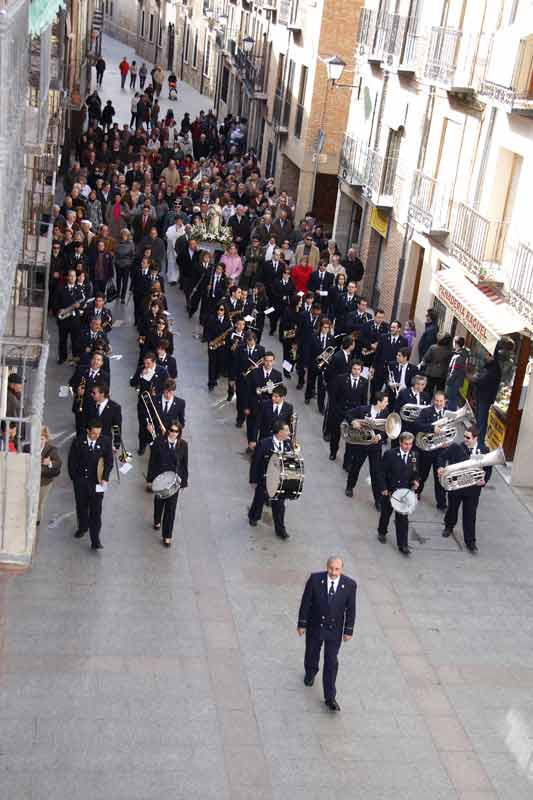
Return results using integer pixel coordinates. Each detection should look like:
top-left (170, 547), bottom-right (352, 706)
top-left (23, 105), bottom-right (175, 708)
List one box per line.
top-left (208, 326), bottom-right (233, 350)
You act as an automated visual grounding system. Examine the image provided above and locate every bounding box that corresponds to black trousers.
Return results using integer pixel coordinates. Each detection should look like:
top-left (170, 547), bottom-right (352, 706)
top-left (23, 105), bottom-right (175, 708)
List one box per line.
top-left (346, 446), bottom-right (381, 503)
top-left (154, 491), bottom-right (180, 538)
top-left (235, 378), bottom-right (247, 424)
top-left (208, 348), bottom-right (226, 388)
top-left (378, 495), bottom-right (409, 549)
top-left (329, 413), bottom-right (342, 458)
top-left (305, 366), bottom-right (326, 410)
top-left (419, 452), bottom-right (447, 508)
top-left (249, 484), bottom-right (286, 534)
top-left (445, 489), bottom-right (480, 546)
top-left (116, 268), bottom-right (129, 301)
top-left (57, 318), bottom-right (80, 361)
top-left (246, 410), bottom-right (258, 443)
top-left (73, 483), bottom-right (104, 545)
top-left (304, 629), bottom-right (341, 701)
top-left (137, 404), bottom-right (153, 450)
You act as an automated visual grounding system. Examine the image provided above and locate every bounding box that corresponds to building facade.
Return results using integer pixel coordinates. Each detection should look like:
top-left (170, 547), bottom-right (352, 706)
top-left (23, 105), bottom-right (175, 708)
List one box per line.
top-left (0, 0), bottom-right (87, 567)
top-left (197, 0), bottom-right (361, 223)
top-left (334, 0), bottom-right (533, 483)
top-left (172, 0), bottom-right (218, 101)
top-left (102, 0), bottom-right (138, 48)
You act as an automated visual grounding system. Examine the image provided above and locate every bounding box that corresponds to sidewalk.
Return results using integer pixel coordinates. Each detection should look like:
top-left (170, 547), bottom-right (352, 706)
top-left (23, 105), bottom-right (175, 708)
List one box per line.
top-left (93, 33), bottom-right (212, 128)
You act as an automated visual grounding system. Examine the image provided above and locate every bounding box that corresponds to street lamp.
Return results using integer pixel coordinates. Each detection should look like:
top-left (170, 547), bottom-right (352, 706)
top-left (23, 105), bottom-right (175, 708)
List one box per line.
top-left (326, 55), bottom-right (358, 88)
top-left (243, 35), bottom-right (255, 54)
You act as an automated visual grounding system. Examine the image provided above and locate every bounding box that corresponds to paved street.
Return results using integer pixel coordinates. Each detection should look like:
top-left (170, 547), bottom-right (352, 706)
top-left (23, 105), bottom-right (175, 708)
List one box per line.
top-left (1, 36), bottom-right (533, 800)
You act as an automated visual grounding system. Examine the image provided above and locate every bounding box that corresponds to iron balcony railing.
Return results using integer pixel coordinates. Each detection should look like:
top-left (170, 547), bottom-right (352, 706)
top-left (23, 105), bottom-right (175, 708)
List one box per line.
top-left (424, 27), bottom-right (491, 91)
top-left (408, 170), bottom-right (453, 236)
top-left (507, 241), bottom-right (533, 326)
top-left (450, 202), bottom-right (509, 281)
top-left (338, 136), bottom-right (398, 206)
top-left (235, 47), bottom-right (265, 97)
top-left (356, 7), bottom-right (377, 58)
top-left (480, 38), bottom-right (533, 113)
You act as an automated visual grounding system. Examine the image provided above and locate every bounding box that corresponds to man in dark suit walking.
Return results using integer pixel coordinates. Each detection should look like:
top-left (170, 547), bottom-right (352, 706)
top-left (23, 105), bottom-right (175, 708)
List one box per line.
top-left (297, 556), bottom-right (357, 711)
top-left (248, 419), bottom-right (292, 539)
top-left (256, 385), bottom-right (293, 440)
top-left (377, 431), bottom-right (420, 555)
top-left (84, 382), bottom-right (122, 438)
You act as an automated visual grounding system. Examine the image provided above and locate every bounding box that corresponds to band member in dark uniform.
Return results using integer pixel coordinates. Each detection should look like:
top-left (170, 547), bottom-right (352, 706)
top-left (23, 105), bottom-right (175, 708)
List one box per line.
top-left (245, 351), bottom-right (282, 451)
top-left (206, 303), bottom-right (232, 391)
top-left (395, 374), bottom-right (430, 422)
top-left (344, 391), bottom-right (388, 508)
top-left (386, 347), bottom-right (417, 406)
top-left (305, 317), bottom-right (335, 411)
top-left (324, 335), bottom-right (355, 443)
top-left (84, 382), bottom-right (122, 438)
top-left (53, 269), bottom-right (85, 363)
top-left (153, 378), bottom-right (185, 431)
top-left (67, 419), bottom-right (113, 550)
top-left (307, 258), bottom-right (334, 314)
top-left (248, 419), bottom-right (292, 539)
top-left (414, 390), bottom-right (449, 510)
top-left (226, 317), bottom-right (246, 401)
top-left (235, 332), bottom-right (265, 428)
top-left (377, 431), bottom-right (420, 556)
top-left (329, 358), bottom-right (367, 463)
top-left (146, 421), bottom-right (188, 547)
top-left (296, 302), bottom-right (322, 389)
top-left (358, 309), bottom-right (389, 371)
top-left (372, 320), bottom-right (408, 398)
top-left (297, 555), bottom-right (357, 711)
top-left (130, 352), bottom-right (167, 454)
top-left (155, 340), bottom-right (178, 379)
top-left (437, 425), bottom-right (491, 553)
top-left (256, 384), bottom-right (293, 440)
top-left (69, 352), bottom-right (110, 434)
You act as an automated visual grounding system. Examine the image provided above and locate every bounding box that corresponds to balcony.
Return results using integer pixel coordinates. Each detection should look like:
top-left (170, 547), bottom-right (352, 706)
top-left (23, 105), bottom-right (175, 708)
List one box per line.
top-left (234, 47), bottom-right (267, 100)
top-left (479, 38), bottom-right (533, 117)
top-left (339, 136), bottom-right (398, 207)
top-left (450, 203), bottom-right (509, 283)
top-left (506, 242), bottom-right (533, 327)
top-left (423, 27), bottom-right (491, 93)
top-left (356, 7), bottom-right (377, 59)
top-left (378, 14), bottom-right (422, 73)
top-left (408, 170), bottom-right (452, 240)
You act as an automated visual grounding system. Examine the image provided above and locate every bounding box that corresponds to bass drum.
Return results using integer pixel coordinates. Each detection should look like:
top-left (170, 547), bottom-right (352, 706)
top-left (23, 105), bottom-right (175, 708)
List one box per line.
top-left (266, 452), bottom-right (304, 500)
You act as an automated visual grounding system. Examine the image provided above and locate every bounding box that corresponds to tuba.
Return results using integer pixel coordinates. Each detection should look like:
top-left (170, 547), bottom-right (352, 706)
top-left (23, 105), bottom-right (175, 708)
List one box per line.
top-left (439, 447), bottom-right (505, 491)
top-left (400, 403), bottom-right (428, 422)
top-left (341, 412), bottom-right (402, 445)
top-left (416, 402), bottom-right (474, 452)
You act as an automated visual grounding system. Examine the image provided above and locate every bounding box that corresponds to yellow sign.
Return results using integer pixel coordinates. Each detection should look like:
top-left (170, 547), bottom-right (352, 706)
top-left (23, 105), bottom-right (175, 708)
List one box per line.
top-left (485, 406), bottom-right (506, 450)
top-left (370, 207), bottom-right (389, 238)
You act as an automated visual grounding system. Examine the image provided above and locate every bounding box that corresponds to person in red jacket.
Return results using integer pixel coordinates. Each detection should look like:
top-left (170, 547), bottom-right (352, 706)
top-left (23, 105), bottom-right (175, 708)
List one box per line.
top-left (291, 256), bottom-right (313, 294)
top-left (119, 57), bottom-right (130, 89)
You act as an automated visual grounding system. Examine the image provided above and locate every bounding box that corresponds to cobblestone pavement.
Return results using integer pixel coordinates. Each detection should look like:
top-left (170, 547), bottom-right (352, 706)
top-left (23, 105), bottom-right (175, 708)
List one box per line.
top-left (1, 36), bottom-right (533, 800)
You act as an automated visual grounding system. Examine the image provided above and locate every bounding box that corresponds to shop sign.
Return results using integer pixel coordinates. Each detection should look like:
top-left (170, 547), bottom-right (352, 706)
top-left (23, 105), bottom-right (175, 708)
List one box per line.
top-left (370, 207), bottom-right (389, 238)
top-left (486, 406), bottom-right (506, 450)
top-left (431, 280), bottom-right (496, 352)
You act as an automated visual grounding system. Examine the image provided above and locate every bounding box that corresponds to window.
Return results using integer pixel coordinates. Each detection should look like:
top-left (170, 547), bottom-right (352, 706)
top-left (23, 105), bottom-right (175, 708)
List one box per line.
top-left (158, 19), bottom-right (163, 47)
top-left (193, 30), bottom-right (199, 68)
top-left (221, 66), bottom-right (229, 103)
top-left (149, 13), bottom-right (154, 43)
top-left (294, 65), bottom-right (307, 138)
top-left (273, 53), bottom-right (285, 123)
top-left (282, 60), bottom-right (295, 128)
top-left (140, 10), bottom-right (145, 38)
top-left (184, 24), bottom-right (190, 63)
top-left (203, 36), bottom-right (211, 76)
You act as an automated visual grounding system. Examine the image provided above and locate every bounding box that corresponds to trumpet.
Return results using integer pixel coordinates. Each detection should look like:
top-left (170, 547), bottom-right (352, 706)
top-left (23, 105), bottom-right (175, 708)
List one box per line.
top-left (112, 425), bottom-right (133, 463)
top-left (256, 380), bottom-right (284, 396)
top-left (140, 391), bottom-right (166, 439)
top-left (387, 365), bottom-right (400, 397)
top-left (209, 327), bottom-right (233, 350)
top-left (416, 402), bottom-right (475, 451)
top-left (243, 357), bottom-right (264, 376)
top-left (316, 345), bottom-right (336, 371)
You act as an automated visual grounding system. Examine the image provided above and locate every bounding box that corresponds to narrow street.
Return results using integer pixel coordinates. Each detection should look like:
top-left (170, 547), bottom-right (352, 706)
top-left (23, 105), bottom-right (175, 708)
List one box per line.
top-left (1, 35), bottom-right (533, 800)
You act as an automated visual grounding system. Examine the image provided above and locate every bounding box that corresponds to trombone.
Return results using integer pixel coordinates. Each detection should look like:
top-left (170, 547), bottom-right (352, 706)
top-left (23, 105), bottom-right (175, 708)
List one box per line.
top-left (243, 357), bottom-right (264, 376)
top-left (140, 391), bottom-right (166, 439)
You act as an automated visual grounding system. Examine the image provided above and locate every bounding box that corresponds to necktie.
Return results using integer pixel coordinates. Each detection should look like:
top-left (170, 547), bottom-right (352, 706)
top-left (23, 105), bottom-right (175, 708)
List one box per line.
top-left (328, 582), bottom-right (335, 604)
top-left (165, 401), bottom-right (169, 414)
top-left (89, 370), bottom-right (95, 379)
top-left (89, 442), bottom-right (94, 450)
top-left (415, 394), bottom-right (419, 405)
top-left (274, 405), bottom-right (279, 415)
top-left (98, 404), bottom-right (102, 416)
top-left (322, 337), bottom-right (326, 348)
top-left (403, 454), bottom-right (408, 465)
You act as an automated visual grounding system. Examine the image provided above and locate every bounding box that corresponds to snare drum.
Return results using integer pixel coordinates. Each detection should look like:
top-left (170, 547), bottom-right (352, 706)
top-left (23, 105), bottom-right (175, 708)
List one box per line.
top-left (266, 452), bottom-right (304, 500)
top-left (152, 470), bottom-right (181, 499)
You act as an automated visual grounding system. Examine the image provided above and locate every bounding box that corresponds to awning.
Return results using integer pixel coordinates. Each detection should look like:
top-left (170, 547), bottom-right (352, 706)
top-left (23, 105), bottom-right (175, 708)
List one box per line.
top-left (430, 269), bottom-right (527, 354)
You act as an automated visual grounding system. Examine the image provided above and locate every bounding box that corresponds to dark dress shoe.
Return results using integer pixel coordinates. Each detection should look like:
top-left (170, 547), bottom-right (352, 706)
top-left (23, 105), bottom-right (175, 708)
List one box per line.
top-left (304, 675), bottom-right (314, 687)
top-left (442, 528), bottom-right (453, 538)
top-left (276, 528), bottom-right (289, 540)
top-left (325, 699), bottom-right (340, 711)
top-left (345, 488), bottom-right (354, 498)
top-left (329, 454), bottom-right (336, 461)
top-left (466, 543), bottom-right (478, 553)
top-left (399, 546), bottom-right (411, 556)
top-left (235, 421), bottom-right (244, 428)
top-left (437, 504), bottom-right (447, 511)
top-left (304, 398), bottom-right (310, 405)
top-left (57, 359), bottom-right (66, 365)
top-left (377, 532), bottom-right (387, 543)
top-left (74, 530), bottom-right (87, 538)
top-left (296, 382), bottom-right (304, 390)
top-left (374, 501), bottom-right (382, 511)
top-left (248, 518), bottom-right (257, 527)
top-left (138, 447), bottom-right (146, 456)
top-left (154, 523), bottom-right (161, 530)
top-left (91, 541), bottom-right (103, 550)
top-left (163, 538), bottom-right (171, 547)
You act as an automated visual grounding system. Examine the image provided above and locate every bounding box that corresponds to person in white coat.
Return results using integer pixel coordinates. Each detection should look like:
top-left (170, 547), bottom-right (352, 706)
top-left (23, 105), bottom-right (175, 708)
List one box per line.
top-left (166, 218), bottom-right (188, 285)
